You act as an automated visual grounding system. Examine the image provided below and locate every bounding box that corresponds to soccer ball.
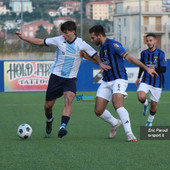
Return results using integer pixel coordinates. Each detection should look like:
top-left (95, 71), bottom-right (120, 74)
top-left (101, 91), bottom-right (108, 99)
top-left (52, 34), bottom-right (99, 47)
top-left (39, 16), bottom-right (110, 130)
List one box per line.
top-left (17, 124), bottom-right (32, 139)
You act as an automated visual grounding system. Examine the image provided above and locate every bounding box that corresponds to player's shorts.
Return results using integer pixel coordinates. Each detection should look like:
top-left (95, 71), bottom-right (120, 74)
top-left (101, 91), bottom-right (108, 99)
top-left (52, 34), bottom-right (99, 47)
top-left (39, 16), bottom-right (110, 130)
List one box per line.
top-left (96, 79), bottom-right (128, 101)
top-left (46, 73), bottom-right (77, 101)
top-left (137, 83), bottom-right (162, 102)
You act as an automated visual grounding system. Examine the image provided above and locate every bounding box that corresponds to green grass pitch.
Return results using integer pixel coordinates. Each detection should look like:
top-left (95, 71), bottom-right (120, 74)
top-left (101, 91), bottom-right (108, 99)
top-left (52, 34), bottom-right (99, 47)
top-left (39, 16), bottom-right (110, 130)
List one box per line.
top-left (0, 91), bottom-right (170, 170)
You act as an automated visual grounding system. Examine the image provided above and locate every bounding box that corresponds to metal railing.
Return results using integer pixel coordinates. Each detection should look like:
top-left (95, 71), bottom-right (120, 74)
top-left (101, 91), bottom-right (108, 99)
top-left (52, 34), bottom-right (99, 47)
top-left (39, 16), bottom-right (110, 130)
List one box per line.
top-left (142, 25), bottom-right (170, 33)
top-left (115, 5), bottom-right (165, 14)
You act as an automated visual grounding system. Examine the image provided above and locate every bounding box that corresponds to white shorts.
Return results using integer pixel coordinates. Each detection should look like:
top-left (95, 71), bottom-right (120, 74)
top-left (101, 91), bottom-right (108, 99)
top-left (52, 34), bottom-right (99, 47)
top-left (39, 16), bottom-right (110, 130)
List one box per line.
top-left (96, 79), bottom-right (128, 101)
top-left (137, 83), bottom-right (162, 102)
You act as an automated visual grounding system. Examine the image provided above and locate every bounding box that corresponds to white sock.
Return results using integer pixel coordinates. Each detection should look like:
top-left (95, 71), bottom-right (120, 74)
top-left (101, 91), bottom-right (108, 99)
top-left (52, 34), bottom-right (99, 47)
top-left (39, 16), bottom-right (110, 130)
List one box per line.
top-left (144, 99), bottom-right (148, 106)
top-left (99, 109), bottom-right (118, 127)
top-left (147, 114), bottom-right (155, 123)
top-left (116, 107), bottom-right (132, 136)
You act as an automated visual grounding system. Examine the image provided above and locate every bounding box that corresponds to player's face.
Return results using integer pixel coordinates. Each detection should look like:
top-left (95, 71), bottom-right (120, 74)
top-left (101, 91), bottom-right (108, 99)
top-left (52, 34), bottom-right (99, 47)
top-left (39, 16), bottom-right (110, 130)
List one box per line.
top-left (146, 36), bottom-right (156, 50)
top-left (90, 32), bottom-right (102, 46)
top-left (62, 30), bottom-right (76, 43)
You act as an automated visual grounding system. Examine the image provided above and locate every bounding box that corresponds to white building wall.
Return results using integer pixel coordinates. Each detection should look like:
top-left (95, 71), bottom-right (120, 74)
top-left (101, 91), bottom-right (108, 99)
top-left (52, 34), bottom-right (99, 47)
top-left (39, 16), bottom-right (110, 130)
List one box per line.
top-left (114, 0), bottom-right (170, 52)
top-left (9, 1), bottom-right (32, 13)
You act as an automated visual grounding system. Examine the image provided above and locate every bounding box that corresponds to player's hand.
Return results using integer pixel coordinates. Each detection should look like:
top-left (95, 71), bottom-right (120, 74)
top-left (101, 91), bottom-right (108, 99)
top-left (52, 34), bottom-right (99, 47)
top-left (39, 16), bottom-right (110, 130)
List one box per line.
top-left (135, 78), bottom-right (140, 87)
top-left (14, 30), bottom-right (23, 40)
top-left (147, 68), bottom-right (158, 77)
top-left (80, 51), bottom-right (88, 59)
top-left (149, 65), bottom-right (155, 70)
top-left (99, 62), bottom-right (111, 71)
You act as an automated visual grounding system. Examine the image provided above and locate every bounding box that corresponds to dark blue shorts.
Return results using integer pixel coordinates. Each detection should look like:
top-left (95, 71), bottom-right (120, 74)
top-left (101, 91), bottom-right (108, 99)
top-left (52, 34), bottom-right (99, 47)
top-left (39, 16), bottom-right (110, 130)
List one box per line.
top-left (46, 74), bottom-right (77, 101)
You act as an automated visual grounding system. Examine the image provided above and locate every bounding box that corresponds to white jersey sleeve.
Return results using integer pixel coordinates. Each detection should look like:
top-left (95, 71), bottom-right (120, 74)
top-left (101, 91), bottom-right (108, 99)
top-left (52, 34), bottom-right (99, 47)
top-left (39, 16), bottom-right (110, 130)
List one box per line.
top-left (44, 36), bottom-right (60, 47)
top-left (80, 40), bottom-right (97, 57)
top-left (43, 36), bottom-right (97, 79)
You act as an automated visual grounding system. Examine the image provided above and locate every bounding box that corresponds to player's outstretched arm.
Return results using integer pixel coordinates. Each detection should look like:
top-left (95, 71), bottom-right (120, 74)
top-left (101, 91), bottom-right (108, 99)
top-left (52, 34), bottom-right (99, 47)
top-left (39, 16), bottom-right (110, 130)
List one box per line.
top-left (14, 31), bottom-right (44, 46)
top-left (136, 78), bottom-right (140, 87)
top-left (136, 67), bottom-right (144, 86)
top-left (93, 55), bottom-right (111, 71)
top-left (80, 51), bottom-right (98, 64)
top-left (125, 54), bottom-right (158, 77)
top-left (80, 51), bottom-right (111, 71)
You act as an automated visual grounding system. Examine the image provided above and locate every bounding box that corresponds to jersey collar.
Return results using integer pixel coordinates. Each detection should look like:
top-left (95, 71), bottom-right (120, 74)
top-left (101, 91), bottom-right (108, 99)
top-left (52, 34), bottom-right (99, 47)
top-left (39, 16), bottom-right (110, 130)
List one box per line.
top-left (148, 47), bottom-right (157, 53)
top-left (67, 34), bottom-right (77, 44)
top-left (101, 38), bottom-right (109, 46)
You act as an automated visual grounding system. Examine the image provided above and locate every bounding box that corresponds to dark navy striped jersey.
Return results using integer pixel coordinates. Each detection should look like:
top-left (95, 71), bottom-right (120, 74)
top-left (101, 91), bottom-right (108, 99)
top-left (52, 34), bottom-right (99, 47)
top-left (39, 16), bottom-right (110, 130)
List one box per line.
top-left (99, 38), bottom-right (128, 82)
top-left (140, 48), bottom-right (167, 88)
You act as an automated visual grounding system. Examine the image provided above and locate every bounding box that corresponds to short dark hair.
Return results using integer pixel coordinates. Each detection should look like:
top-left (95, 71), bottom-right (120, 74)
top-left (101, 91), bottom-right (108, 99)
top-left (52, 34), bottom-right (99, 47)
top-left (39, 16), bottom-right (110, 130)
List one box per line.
top-left (60, 21), bottom-right (76, 32)
top-left (89, 25), bottom-right (106, 37)
top-left (146, 33), bottom-right (156, 39)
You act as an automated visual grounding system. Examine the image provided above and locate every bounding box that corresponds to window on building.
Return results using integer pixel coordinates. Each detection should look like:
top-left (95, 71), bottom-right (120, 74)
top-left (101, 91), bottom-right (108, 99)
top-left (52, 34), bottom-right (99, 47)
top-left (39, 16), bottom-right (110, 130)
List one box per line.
top-left (124, 18), bottom-right (126, 27)
top-left (156, 17), bottom-right (162, 31)
top-left (118, 24), bottom-right (121, 42)
top-left (29, 32), bottom-right (33, 36)
top-left (124, 36), bottom-right (127, 45)
top-left (30, 26), bottom-right (33, 30)
top-left (143, 36), bottom-right (146, 44)
top-left (145, 1), bottom-right (149, 12)
top-left (143, 16), bottom-right (149, 25)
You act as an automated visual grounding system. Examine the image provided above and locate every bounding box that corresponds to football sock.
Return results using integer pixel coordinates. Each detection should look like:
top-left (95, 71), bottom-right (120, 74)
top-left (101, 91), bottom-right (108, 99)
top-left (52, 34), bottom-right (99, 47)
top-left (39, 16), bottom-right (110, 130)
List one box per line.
top-left (116, 107), bottom-right (132, 135)
top-left (99, 109), bottom-right (118, 127)
top-left (147, 111), bottom-right (156, 122)
top-left (60, 116), bottom-right (70, 129)
top-left (45, 113), bottom-right (53, 121)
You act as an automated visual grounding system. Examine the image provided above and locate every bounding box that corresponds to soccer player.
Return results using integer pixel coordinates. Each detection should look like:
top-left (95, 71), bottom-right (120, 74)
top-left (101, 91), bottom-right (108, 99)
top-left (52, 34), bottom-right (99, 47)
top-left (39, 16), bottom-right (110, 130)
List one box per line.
top-left (15, 21), bottom-right (110, 138)
top-left (136, 33), bottom-right (167, 126)
top-left (81, 25), bottom-right (158, 142)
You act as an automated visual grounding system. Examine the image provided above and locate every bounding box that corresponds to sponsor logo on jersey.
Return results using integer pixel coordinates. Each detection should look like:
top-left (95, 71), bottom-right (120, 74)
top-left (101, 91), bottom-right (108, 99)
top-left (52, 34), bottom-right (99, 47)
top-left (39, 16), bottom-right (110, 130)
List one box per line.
top-left (153, 57), bottom-right (158, 67)
top-left (113, 43), bottom-right (120, 49)
top-left (104, 50), bottom-right (107, 56)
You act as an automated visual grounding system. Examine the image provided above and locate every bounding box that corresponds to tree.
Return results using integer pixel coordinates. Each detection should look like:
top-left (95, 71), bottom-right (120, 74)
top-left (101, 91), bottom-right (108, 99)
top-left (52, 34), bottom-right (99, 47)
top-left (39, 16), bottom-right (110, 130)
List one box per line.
top-left (35, 25), bottom-right (49, 39)
top-left (49, 26), bottom-right (58, 37)
top-left (0, 38), bottom-right (6, 53)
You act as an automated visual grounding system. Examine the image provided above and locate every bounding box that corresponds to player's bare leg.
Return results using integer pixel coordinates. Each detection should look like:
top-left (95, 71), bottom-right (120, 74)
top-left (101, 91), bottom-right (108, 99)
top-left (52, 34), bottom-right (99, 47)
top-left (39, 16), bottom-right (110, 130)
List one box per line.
top-left (95, 97), bottom-right (108, 116)
top-left (137, 91), bottom-right (150, 116)
top-left (44, 99), bottom-right (56, 134)
top-left (95, 97), bottom-right (121, 139)
top-left (58, 91), bottom-right (75, 138)
top-left (146, 100), bottom-right (157, 126)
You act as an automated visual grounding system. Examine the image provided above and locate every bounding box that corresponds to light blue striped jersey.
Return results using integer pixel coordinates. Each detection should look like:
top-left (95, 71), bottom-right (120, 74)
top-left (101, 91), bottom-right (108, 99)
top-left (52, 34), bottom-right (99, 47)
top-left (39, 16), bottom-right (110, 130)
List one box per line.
top-left (44, 35), bottom-right (97, 78)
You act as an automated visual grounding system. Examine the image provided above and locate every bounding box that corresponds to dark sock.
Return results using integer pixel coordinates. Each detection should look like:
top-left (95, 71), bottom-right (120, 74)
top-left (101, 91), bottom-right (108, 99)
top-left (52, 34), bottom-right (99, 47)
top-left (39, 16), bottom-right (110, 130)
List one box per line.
top-left (150, 110), bottom-right (156, 116)
top-left (141, 99), bottom-right (146, 104)
top-left (45, 113), bottom-right (53, 120)
top-left (60, 116), bottom-right (70, 128)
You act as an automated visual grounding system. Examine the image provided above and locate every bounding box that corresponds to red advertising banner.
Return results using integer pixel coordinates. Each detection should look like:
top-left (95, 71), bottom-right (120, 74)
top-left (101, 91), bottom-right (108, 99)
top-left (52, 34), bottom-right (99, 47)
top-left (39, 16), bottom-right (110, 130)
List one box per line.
top-left (4, 61), bottom-right (53, 92)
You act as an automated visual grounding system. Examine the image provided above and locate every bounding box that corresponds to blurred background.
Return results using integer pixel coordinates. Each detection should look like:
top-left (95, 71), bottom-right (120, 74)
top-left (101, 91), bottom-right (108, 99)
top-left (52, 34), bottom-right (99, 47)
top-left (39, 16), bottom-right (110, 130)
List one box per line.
top-left (0, 0), bottom-right (170, 60)
top-left (0, 0), bottom-right (170, 92)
